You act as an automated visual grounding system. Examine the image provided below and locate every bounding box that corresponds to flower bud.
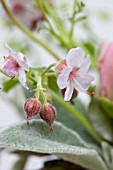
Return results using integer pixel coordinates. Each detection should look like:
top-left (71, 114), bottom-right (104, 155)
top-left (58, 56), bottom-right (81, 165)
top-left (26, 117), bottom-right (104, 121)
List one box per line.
top-left (98, 42), bottom-right (113, 101)
top-left (24, 98), bottom-right (41, 125)
top-left (54, 59), bottom-right (67, 77)
top-left (39, 103), bottom-right (56, 131)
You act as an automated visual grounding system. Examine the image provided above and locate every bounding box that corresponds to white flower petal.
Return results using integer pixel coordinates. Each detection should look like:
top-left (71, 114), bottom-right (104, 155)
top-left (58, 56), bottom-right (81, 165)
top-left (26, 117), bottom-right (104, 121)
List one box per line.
top-left (66, 47), bottom-right (84, 68)
top-left (78, 55), bottom-right (91, 73)
top-left (64, 80), bottom-right (73, 101)
top-left (76, 74), bottom-right (94, 91)
top-left (5, 44), bottom-right (18, 60)
top-left (18, 69), bottom-right (29, 90)
top-left (2, 59), bottom-right (18, 76)
top-left (73, 78), bottom-right (85, 92)
top-left (57, 67), bottom-right (71, 89)
top-left (18, 53), bottom-right (29, 71)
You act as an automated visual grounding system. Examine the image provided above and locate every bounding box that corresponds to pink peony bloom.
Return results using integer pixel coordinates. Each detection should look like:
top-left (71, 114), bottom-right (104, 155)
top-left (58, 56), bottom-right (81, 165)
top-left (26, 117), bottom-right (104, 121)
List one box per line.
top-left (55, 48), bottom-right (94, 101)
top-left (99, 42), bottom-right (113, 101)
top-left (2, 44), bottom-right (30, 89)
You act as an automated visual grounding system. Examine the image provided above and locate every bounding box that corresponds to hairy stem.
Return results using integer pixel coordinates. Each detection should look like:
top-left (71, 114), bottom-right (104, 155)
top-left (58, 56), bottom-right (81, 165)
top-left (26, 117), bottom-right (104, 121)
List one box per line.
top-left (2, 0), bottom-right (60, 61)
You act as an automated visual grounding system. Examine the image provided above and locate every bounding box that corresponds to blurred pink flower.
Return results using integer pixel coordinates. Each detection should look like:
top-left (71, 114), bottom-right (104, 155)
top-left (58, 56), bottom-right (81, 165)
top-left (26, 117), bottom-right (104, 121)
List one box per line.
top-left (2, 44), bottom-right (30, 89)
top-left (11, 0), bottom-right (44, 30)
top-left (99, 42), bottom-right (113, 101)
top-left (55, 48), bottom-right (94, 101)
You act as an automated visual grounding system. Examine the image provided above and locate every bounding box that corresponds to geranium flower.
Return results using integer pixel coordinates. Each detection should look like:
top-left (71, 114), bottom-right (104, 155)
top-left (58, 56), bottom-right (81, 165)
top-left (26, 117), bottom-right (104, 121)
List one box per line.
top-left (55, 48), bottom-right (94, 101)
top-left (2, 44), bottom-right (30, 89)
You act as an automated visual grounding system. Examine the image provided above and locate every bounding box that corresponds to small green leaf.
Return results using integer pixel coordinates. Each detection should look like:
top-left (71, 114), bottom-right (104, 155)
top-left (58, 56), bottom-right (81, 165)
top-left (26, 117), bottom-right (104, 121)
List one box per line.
top-left (0, 120), bottom-right (108, 170)
top-left (3, 79), bottom-right (19, 92)
top-left (100, 97), bottom-right (113, 119)
top-left (89, 99), bottom-right (113, 143)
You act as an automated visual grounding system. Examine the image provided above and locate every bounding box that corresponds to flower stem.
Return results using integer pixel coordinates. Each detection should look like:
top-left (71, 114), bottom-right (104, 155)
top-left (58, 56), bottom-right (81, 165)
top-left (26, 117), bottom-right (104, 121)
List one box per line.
top-left (69, 0), bottom-right (78, 42)
top-left (2, 0), bottom-right (60, 61)
top-left (41, 63), bottom-right (56, 76)
top-left (49, 89), bottom-right (102, 143)
top-left (36, 0), bottom-right (69, 49)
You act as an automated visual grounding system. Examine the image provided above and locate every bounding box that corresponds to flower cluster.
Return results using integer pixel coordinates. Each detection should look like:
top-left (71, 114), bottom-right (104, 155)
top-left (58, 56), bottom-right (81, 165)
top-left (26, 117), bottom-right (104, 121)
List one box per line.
top-left (55, 48), bottom-right (94, 101)
top-left (24, 98), bottom-right (56, 131)
top-left (0, 44), bottom-right (94, 130)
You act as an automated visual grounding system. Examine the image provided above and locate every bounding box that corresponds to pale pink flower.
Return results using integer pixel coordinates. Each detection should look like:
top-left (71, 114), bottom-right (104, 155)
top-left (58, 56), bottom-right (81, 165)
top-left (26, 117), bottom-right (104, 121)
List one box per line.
top-left (99, 42), bottom-right (113, 101)
top-left (55, 48), bottom-right (94, 101)
top-left (11, 0), bottom-right (44, 30)
top-left (2, 44), bottom-right (29, 89)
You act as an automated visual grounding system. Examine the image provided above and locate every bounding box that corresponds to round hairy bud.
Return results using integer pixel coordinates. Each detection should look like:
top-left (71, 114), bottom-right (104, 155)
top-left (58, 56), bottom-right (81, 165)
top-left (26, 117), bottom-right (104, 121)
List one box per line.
top-left (24, 98), bottom-right (41, 125)
top-left (39, 103), bottom-right (56, 131)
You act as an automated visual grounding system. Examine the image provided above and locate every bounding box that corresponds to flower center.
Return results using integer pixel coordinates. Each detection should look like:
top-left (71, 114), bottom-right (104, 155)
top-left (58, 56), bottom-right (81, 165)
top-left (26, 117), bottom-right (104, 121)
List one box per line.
top-left (69, 67), bottom-right (79, 79)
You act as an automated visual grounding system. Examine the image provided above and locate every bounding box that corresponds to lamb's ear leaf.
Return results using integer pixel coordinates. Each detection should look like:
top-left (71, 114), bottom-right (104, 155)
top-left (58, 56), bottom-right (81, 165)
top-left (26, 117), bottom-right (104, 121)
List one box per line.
top-left (0, 120), bottom-right (108, 170)
top-left (53, 99), bottom-right (98, 145)
top-left (101, 142), bottom-right (113, 169)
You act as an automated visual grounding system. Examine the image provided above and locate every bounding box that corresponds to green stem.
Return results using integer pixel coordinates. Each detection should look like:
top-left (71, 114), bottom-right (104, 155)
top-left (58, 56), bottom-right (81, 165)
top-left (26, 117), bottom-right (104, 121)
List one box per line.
top-left (69, 0), bottom-right (77, 41)
top-left (2, 0), bottom-right (60, 61)
top-left (41, 63), bottom-right (56, 76)
top-left (36, 0), bottom-right (69, 49)
top-left (50, 89), bottom-right (102, 143)
top-left (42, 0), bottom-right (66, 37)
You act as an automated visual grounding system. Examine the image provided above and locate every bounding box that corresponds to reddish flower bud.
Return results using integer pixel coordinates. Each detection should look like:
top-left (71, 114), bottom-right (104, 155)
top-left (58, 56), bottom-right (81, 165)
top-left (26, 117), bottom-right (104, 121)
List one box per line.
top-left (39, 103), bottom-right (56, 131)
top-left (24, 98), bottom-right (41, 125)
top-left (98, 42), bottom-right (113, 100)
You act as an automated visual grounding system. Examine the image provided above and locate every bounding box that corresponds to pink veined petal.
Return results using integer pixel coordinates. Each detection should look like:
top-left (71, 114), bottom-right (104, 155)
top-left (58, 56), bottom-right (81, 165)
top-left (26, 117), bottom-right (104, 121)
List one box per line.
top-left (5, 44), bottom-right (18, 61)
top-left (18, 69), bottom-right (29, 89)
top-left (2, 59), bottom-right (18, 76)
top-left (64, 80), bottom-right (73, 101)
top-left (78, 55), bottom-right (91, 73)
top-left (57, 67), bottom-right (71, 89)
top-left (75, 74), bottom-right (94, 91)
top-left (18, 53), bottom-right (29, 71)
top-left (66, 47), bottom-right (84, 69)
top-left (73, 78), bottom-right (85, 92)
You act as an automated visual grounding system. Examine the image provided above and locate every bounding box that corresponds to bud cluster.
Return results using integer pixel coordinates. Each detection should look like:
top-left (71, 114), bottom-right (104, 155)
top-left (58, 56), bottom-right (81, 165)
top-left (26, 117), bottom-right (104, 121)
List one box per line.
top-left (24, 98), bottom-right (56, 130)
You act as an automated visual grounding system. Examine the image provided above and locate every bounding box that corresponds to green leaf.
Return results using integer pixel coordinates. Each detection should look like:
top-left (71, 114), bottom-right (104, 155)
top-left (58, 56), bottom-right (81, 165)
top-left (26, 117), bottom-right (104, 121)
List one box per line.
top-left (3, 79), bottom-right (19, 92)
top-left (100, 97), bottom-right (113, 119)
top-left (89, 99), bottom-right (113, 143)
top-left (53, 100), bottom-right (98, 145)
top-left (0, 120), bottom-right (108, 170)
